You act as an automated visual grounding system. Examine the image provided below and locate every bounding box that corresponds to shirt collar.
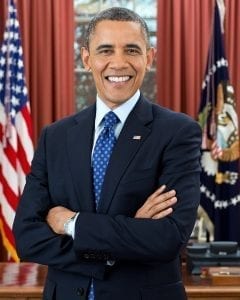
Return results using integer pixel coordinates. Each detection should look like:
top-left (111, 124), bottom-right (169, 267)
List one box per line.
top-left (95, 90), bottom-right (140, 129)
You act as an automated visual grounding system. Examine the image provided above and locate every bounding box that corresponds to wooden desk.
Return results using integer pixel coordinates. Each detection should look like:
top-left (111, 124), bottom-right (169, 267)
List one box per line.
top-left (183, 264), bottom-right (240, 300)
top-left (0, 263), bottom-right (46, 300)
top-left (0, 263), bottom-right (240, 299)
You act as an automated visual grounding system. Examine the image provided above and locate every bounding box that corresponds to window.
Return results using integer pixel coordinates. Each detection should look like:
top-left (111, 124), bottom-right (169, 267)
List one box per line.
top-left (74, 0), bottom-right (157, 111)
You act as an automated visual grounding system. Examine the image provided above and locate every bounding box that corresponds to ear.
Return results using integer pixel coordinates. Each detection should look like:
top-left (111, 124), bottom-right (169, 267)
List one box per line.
top-left (146, 47), bottom-right (156, 71)
top-left (81, 47), bottom-right (91, 71)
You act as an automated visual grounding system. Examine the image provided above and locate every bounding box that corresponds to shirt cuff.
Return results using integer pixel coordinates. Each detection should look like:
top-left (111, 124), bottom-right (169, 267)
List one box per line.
top-left (70, 212), bottom-right (80, 239)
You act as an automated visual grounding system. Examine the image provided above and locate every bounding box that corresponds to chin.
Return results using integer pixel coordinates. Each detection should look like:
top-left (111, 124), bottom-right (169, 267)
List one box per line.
top-left (102, 94), bottom-right (129, 105)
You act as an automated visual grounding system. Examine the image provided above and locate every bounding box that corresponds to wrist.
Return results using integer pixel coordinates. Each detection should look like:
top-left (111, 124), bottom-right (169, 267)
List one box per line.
top-left (63, 213), bottom-right (78, 237)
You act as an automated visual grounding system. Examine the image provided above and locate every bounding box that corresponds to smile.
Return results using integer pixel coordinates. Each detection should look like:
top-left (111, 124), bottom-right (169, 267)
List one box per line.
top-left (106, 76), bottom-right (132, 82)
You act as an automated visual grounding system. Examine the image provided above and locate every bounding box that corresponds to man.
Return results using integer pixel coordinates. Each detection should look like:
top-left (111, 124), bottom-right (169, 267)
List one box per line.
top-left (13, 7), bottom-right (201, 300)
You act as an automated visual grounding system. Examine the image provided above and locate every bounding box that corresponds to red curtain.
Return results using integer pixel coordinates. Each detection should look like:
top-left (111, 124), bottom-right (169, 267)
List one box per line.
top-left (157, 0), bottom-right (240, 119)
top-left (0, 0), bottom-right (75, 145)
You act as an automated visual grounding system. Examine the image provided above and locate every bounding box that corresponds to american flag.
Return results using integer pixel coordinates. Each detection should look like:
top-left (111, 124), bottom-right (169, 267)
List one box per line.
top-left (198, 1), bottom-right (240, 243)
top-left (0, 0), bottom-right (33, 261)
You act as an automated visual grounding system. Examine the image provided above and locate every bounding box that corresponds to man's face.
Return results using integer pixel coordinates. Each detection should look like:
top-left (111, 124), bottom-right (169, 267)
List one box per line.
top-left (81, 20), bottom-right (155, 109)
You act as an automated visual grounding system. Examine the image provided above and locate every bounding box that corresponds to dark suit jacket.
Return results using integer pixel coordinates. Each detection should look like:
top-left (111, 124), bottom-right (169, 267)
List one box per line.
top-left (13, 95), bottom-right (202, 300)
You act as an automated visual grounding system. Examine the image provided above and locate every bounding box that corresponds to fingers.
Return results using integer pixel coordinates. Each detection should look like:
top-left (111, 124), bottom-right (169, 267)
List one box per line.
top-left (135, 185), bottom-right (177, 219)
top-left (148, 195), bottom-right (177, 217)
top-left (152, 207), bottom-right (173, 219)
top-left (145, 188), bottom-right (176, 212)
top-left (148, 185), bottom-right (167, 200)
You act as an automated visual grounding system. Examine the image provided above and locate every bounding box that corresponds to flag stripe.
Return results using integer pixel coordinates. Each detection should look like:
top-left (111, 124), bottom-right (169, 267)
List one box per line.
top-left (17, 134), bottom-right (31, 174)
top-left (16, 161), bottom-right (27, 194)
top-left (20, 105), bottom-right (33, 141)
top-left (0, 125), bottom-right (16, 168)
top-left (1, 193), bottom-right (15, 232)
top-left (1, 151), bottom-right (19, 196)
top-left (0, 168), bottom-right (18, 211)
top-left (16, 111), bottom-right (34, 165)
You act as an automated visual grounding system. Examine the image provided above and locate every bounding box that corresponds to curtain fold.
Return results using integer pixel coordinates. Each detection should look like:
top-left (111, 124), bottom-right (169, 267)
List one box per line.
top-left (157, 0), bottom-right (240, 119)
top-left (1, 0), bottom-right (75, 144)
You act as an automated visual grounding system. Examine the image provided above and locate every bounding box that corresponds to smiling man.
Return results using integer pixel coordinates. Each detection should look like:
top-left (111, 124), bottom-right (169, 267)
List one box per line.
top-left (81, 19), bottom-right (155, 108)
top-left (13, 7), bottom-right (201, 300)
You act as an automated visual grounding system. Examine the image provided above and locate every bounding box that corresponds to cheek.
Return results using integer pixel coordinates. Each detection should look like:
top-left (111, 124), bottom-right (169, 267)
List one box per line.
top-left (134, 66), bottom-right (147, 80)
top-left (131, 57), bottom-right (148, 73)
top-left (90, 58), bottom-right (108, 72)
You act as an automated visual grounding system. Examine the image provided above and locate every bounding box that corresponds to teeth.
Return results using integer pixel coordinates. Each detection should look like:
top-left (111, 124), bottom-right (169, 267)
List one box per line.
top-left (108, 76), bottom-right (130, 82)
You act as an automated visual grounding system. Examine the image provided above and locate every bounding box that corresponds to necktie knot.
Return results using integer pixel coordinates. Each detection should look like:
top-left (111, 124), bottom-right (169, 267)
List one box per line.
top-left (103, 111), bottom-right (119, 129)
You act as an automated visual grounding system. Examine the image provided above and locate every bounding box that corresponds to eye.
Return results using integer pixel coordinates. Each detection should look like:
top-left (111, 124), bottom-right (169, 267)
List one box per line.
top-left (98, 48), bottom-right (113, 55)
top-left (126, 48), bottom-right (141, 55)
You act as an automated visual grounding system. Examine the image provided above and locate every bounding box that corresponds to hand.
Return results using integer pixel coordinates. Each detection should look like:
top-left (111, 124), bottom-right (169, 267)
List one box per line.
top-left (46, 206), bottom-right (76, 235)
top-left (135, 185), bottom-right (177, 219)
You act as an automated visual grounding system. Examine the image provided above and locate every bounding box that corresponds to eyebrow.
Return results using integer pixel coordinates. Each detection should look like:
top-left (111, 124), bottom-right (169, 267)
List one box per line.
top-left (96, 44), bottom-right (142, 51)
top-left (96, 44), bottom-right (113, 51)
top-left (125, 44), bottom-right (142, 50)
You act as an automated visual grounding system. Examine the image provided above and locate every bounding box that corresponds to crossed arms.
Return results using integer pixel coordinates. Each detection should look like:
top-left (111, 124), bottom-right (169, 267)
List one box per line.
top-left (46, 185), bottom-right (177, 235)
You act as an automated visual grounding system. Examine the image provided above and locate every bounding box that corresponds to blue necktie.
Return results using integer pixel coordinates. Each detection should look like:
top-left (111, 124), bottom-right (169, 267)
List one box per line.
top-left (88, 111), bottom-right (119, 300)
top-left (92, 111), bottom-right (119, 209)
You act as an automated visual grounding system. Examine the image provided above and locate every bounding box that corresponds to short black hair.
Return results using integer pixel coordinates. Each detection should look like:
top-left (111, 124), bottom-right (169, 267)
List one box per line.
top-left (84, 7), bottom-right (150, 49)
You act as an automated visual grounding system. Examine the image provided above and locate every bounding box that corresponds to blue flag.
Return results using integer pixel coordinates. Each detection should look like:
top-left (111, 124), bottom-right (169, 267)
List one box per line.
top-left (198, 2), bottom-right (240, 243)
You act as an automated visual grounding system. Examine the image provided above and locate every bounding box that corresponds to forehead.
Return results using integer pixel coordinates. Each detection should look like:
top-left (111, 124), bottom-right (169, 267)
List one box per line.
top-left (89, 20), bottom-right (146, 46)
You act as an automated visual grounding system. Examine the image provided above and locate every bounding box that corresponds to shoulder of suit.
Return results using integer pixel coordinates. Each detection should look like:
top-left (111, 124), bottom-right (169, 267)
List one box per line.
top-left (45, 104), bottom-right (94, 131)
top-left (151, 102), bottom-right (198, 126)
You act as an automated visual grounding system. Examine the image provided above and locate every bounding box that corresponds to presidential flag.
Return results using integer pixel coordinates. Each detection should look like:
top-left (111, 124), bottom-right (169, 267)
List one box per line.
top-left (198, 1), bottom-right (240, 243)
top-left (0, 0), bottom-right (34, 261)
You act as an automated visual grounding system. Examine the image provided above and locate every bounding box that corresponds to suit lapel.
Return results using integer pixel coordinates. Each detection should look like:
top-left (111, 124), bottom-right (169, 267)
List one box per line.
top-left (67, 105), bottom-right (96, 212)
top-left (98, 96), bottom-right (153, 213)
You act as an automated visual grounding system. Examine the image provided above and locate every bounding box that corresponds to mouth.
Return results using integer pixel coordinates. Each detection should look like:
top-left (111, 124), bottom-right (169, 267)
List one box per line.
top-left (105, 75), bottom-right (132, 83)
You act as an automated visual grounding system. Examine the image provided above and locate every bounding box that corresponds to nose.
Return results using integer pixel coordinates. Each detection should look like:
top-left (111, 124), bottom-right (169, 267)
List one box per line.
top-left (109, 51), bottom-right (128, 69)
